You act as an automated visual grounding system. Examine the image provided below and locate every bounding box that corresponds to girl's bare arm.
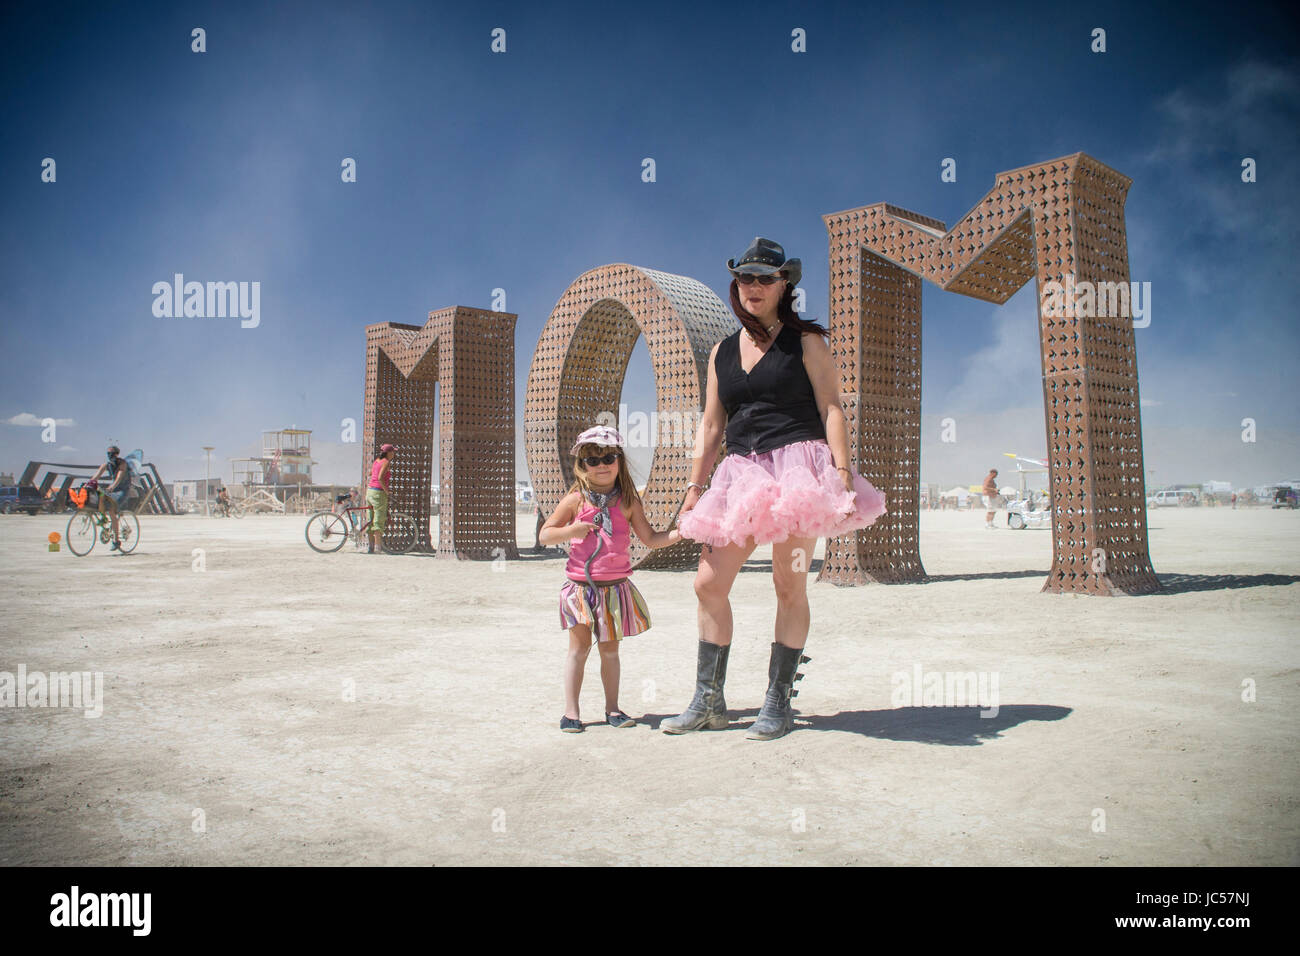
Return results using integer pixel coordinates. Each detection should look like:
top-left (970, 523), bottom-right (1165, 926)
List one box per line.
top-left (626, 496), bottom-right (682, 550)
top-left (538, 492), bottom-right (589, 546)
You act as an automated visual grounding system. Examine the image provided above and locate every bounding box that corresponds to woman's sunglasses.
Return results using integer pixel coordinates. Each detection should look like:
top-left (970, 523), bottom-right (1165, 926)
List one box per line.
top-left (734, 273), bottom-right (784, 286)
top-left (580, 452), bottom-right (619, 467)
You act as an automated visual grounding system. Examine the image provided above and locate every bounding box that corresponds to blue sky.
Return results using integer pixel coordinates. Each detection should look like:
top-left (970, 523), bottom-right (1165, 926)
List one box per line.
top-left (1, 0), bottom-right (1297, 491)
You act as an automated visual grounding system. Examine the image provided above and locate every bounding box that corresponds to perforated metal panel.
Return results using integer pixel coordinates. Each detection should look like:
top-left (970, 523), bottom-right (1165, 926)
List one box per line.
top-left (363, 307), bottom-right (519, 560)
top-left (525, 264), bottom-right (734, 570)
top-left (820, 152), bottom-right (1159, 595)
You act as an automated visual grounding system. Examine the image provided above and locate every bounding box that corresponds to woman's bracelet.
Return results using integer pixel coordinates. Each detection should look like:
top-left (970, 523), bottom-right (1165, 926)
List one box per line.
top-left (686, 481), bottom-right (707, 493)
top-left (835, 466), bottom-right (851, 473)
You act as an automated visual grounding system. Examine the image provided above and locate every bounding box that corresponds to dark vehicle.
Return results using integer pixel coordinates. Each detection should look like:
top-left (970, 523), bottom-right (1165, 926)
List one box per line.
top-left (1272, 486), bottom-right (1298, 509)
top-left (0, 485), bottom-right (48, 515)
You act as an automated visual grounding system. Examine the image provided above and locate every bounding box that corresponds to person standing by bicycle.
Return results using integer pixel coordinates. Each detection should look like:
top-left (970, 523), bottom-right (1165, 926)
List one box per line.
top-left (367, 444), bottom-right (396, 554)
top-left (88, 445), bottom-right (131, 551)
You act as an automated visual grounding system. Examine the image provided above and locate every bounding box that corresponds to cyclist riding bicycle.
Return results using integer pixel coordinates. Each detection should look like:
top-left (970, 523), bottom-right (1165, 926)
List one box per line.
top-left (87, 445), bottom-right (131, 550)
top-left (216, 487), bottom-right (231, 517)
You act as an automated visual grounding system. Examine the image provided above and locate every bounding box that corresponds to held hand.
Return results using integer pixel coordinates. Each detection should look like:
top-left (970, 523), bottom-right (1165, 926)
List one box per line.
top-left (680, 485), bottom-right (703, 515)
top-left (569, 521), bottom-right (597, 540)
top-left (838, 467), bottom-right (856, 511)
top-left (835, 465), bottom-right (855, 494)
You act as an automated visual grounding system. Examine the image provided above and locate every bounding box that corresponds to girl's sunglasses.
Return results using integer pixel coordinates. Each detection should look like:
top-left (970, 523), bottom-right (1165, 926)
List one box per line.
top-left (580, 452), bottom-right (619, 467)
top-left (735, 273), bottom-right (784, 286)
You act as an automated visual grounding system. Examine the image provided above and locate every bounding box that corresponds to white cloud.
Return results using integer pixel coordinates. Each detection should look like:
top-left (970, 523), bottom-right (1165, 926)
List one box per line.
top-left (311, 440), bottom-right (367, 486)
top-left (1141, 61), bottom-right (1299, 167)
top-left (4, 413), bottom-right (76, 427)
top-left (1136, 59), bottom-right (1299, 246)
top-left (922, 404), bottom-right (1049, 487)
top-left (936, 287), bottom-right (1042, 415)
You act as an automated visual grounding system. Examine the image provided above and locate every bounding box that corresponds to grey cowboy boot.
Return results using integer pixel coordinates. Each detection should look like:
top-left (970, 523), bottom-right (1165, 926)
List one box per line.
top-left (661, 640), bottom-right (730, 733)
top-left (745, 642), bottom-right (810, 741)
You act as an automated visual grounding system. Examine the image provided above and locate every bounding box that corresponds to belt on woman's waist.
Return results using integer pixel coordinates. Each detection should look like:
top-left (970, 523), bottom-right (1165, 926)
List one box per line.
top-left (567, 576), bottom-right (629, 586)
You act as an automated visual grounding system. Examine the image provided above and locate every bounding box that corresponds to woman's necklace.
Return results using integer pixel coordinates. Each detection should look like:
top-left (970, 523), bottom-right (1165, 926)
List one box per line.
top-left (745, 320), bottom-right (780, 343)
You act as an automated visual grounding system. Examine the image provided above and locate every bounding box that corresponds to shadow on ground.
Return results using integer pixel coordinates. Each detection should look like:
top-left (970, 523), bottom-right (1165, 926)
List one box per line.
top-left (1155, 572), bottom-right (1300, 593)
top-left (742, 562), bottom-right (1048, 582)
top-left (737, 558), bottom-right (825, 573)
top-left (921, 570), bottom-right (1049, 582)
top-left (637, 704), bottom-right (1071, 744)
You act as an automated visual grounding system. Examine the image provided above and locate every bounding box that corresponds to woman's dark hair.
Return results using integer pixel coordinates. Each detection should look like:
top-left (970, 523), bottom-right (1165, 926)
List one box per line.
top-left (728, 278), bottom-right (828, 343)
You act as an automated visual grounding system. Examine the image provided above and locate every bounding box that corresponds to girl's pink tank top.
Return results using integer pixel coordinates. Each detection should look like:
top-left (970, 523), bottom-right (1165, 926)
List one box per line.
top-left (369, 459), bottom-right (389, 491)
top-left (565, 494), bottom-right (632, 582)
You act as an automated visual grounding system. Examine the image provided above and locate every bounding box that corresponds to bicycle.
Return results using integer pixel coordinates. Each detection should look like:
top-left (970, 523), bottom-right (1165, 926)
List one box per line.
top-left (212, 498), bottom-right (245, 518)
top-left (66, 482), bottom-right (160, 556)
top-left (304, 499), bottom-right (418, 554)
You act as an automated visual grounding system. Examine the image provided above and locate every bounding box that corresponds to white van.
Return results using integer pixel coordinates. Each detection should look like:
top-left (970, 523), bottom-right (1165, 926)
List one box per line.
top-left (1147, 490), bottom-right (1198, 508)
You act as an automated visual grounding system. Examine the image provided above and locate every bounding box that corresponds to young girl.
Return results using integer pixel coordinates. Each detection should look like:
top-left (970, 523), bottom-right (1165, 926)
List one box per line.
top-left (538, 425), bottom-right (682, 732)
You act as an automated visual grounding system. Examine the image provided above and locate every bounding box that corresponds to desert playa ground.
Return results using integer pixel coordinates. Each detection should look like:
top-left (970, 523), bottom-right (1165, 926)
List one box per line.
top-left (1, 507), bottom-right (1296, 866)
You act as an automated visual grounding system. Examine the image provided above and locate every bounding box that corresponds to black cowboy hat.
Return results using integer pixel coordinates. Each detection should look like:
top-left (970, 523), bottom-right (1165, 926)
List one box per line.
top-left (727, 236), bottom-right (801, 287)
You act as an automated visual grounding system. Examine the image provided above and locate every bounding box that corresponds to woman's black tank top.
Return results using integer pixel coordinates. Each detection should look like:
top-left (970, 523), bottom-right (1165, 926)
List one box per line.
top-left (715, 323), bottom-right (827, 456)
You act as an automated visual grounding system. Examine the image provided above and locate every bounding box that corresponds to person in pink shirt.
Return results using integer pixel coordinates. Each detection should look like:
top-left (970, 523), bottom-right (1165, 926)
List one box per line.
top-left (538, 425), bottom-right (682, 733)
top-left (366, 444), bottom-right (396, 554)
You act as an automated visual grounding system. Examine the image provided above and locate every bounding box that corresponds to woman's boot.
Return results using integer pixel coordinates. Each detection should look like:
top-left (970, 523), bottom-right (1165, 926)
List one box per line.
top-left (661, 640), bottom-right (730, 733)
top-left (745, 642), bottom-right (809, 740)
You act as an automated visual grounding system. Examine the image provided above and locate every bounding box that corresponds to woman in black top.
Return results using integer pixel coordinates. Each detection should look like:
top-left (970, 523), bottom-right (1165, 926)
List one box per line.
top-left (667, 237), bottom-right (886, 740)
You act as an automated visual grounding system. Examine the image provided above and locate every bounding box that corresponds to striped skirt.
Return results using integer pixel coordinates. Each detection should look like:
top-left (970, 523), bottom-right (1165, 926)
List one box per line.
top-left (558, 577), bottom-right (652, 643)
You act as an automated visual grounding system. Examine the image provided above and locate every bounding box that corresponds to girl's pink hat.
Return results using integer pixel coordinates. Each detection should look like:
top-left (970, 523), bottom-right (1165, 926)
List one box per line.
top-left (569, 425), bottom-right (625, 456)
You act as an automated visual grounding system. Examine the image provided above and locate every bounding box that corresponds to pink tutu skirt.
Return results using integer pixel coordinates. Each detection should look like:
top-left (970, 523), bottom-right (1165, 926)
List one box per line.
top-left (677, 439), bottom-right (887, 548)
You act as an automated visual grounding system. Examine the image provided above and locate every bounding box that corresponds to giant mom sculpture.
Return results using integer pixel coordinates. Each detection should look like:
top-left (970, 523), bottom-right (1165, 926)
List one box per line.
top-left (368, 153), bottom-right (1159, 594)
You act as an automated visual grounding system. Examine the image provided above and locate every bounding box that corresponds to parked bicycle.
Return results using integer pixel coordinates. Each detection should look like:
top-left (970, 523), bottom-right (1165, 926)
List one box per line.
top-left (65, 481), bottom-right (160, 556)
top-left (304, 496), bottom-right (418, 554)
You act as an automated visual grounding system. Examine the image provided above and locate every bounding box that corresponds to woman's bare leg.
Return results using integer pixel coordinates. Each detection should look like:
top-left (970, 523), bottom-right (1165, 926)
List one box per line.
top-left (770, 535), bottom-right (817, 650)
top-left (694, 538), bottom-right (757, 647)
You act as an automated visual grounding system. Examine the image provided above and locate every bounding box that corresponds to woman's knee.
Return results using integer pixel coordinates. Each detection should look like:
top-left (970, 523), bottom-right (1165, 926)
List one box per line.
top-left (771, 573), bottom-right (808, 607)
top-left (694, 571), bottom-right (731, 604)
